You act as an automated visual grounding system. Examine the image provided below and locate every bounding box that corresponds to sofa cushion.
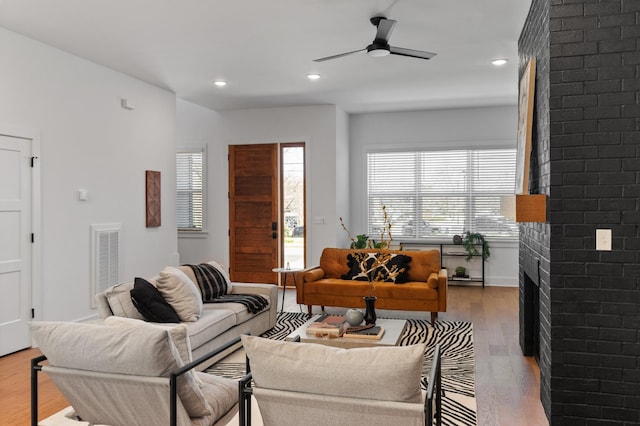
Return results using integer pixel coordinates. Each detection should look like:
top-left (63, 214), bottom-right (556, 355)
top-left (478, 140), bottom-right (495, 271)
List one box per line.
top-left (103, 282), bottom-right (145, 320)
top-left (319, 248), bottom-right (353, 279)
top-left (404, 249), bottom-right (440, 282)
top-left (202, 302), bottom-right (254, 325)
top-left (184, 308), bottom-right (237, 350)
top-left (342, 252), bottom-right (411, 283)
top-left (242, 335), bottom-right (425, 403)
top-left (156, 267), bottom-right (203, 322)
top-left (30, 321), bottom-right (211, 418)
top-left (304, 279), bottom-right (438, 301)
top-left (130, 277), bottom-right (181, 323)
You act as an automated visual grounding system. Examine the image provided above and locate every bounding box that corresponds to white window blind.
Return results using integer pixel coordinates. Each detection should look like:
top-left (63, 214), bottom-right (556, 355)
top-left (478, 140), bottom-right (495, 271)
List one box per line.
top-left (367, 148), bottom-right (518, 240)
top-left (176, 149), bottom-right (205, 231)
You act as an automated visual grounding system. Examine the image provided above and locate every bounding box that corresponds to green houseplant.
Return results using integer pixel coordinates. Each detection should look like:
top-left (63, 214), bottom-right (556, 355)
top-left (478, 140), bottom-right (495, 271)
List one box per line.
top-left (462, 231), bottom-right (490, 261)
top-left (455, 266), bottom-right (467, 277)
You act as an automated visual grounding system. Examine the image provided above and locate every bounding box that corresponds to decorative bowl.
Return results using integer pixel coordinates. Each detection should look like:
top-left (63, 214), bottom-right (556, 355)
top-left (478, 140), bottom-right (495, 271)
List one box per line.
top-left (345, 309), bottom-right (364, 326)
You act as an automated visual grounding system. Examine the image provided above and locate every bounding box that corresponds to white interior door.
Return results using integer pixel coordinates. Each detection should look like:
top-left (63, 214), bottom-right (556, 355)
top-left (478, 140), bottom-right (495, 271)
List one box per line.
top-left (0, 134), bottom-right (32, 356)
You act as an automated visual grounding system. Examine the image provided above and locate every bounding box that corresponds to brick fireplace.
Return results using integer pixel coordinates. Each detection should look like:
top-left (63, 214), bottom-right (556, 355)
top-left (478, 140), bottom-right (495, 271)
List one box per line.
top-left (519, 0), bottom-right (640, 424)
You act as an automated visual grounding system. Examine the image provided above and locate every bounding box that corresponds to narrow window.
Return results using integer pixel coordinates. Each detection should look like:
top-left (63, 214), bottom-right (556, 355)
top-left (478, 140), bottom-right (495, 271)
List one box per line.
top-left (176, 148), bottom-right (206, 233)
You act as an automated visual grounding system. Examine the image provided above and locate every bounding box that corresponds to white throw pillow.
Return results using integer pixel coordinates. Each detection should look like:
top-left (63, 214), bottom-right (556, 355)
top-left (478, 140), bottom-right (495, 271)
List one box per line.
top-left (156, 267), bottom-right (203, 322)
top-left (241, 335), bottom-right (425, 403)
top-left (103, 282), bottom-right (145, 320)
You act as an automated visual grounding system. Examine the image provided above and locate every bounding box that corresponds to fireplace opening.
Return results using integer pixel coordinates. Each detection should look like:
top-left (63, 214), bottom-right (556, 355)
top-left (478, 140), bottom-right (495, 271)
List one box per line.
top-left (523, 272), bottom-right (540, 362)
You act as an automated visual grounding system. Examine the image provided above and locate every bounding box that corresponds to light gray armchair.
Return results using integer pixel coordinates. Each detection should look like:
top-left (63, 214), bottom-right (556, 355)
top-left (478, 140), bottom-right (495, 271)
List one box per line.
top-left (238, 335), bottom-right (442, 426)
top-left (30, 321), bottom-right (239, 426)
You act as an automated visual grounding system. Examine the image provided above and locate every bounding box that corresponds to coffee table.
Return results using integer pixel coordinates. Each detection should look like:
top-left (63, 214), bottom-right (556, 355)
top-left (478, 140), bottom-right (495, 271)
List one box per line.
top-left (285, 315), bottom-right (408, 349)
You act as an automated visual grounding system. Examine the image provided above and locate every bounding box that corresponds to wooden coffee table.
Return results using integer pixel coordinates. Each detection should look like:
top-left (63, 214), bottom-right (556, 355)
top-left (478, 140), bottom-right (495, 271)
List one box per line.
top-left (285, 315), bottom-right (408, 349)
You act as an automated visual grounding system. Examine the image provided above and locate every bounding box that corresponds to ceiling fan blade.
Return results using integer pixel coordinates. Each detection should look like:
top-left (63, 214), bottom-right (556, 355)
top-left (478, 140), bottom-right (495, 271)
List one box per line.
top-left (313, 48), bottom-right (366, 62)
top-left (389, 46), bottom-right (437, 60)
top-left (374, 18), bottom-right (396, 42)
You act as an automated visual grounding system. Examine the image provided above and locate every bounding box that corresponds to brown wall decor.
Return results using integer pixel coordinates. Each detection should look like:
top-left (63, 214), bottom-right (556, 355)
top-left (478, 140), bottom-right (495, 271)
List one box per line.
top-left (145, 170), bottom-right (161, 227)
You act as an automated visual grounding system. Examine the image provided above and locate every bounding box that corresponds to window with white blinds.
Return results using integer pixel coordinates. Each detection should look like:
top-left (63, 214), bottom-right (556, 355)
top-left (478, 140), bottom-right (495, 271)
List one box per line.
top-left (176, 148), bottom-right (205, 232)
top-left (367, 148), bottom-right (518, 240)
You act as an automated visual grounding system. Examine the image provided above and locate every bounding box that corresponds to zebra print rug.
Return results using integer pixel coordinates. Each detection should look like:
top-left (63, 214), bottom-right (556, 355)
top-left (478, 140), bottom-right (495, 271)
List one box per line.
top-left (206, 312), bottom-right (477, 426)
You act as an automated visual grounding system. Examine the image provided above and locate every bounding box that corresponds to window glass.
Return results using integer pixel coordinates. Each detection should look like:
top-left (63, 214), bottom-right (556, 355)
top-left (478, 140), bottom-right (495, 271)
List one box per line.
top-left (367, 148), bottom-right (517, 239)
top-left (176, 149), bottom-right (205, 231)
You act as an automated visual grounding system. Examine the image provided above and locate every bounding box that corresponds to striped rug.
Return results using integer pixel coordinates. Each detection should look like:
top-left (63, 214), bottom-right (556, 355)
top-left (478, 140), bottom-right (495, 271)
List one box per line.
top-left (206, 312), bottom-right (477, 426)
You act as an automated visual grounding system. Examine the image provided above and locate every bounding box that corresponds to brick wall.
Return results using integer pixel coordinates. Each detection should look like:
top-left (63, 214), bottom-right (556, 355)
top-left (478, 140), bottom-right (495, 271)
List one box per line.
top-left (519, 0), bottom-right (640, 424)
top-left (518, 0), bottom-right (553, 418)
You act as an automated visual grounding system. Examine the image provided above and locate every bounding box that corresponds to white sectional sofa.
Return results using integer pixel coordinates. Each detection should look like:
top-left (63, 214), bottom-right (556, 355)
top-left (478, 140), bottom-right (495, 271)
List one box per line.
top-left (95, 263), bottom-right (278, 369)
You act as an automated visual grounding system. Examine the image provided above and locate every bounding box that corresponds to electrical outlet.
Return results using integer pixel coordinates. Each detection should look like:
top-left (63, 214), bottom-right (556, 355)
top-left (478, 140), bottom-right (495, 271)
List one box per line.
top-left (596, 229), bottom-right (611, 251)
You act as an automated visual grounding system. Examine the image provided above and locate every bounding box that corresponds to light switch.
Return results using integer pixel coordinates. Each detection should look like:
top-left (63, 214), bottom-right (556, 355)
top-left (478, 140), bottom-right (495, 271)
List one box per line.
top-left (596, 229), bottom-right (611, 251)
top-left (312, 216), bottom-right (326, 224)
top-left (78, 189), bottom-right (89, 201)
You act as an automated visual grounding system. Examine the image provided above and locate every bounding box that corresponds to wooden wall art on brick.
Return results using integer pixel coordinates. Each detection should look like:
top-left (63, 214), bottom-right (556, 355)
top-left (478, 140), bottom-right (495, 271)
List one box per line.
top-left (145, 170), bottom-right (161, 227)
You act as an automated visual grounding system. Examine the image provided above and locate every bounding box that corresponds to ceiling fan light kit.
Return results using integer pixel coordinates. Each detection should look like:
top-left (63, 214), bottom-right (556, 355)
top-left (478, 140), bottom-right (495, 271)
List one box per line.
top-left (313, 16), bottom-right (436, 63)
top-left (367, 47), bottom-right (390, 57)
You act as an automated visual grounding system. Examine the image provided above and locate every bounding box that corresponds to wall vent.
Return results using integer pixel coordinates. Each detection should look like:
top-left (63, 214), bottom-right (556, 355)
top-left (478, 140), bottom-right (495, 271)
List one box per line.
top-left (90, 223), bottom-right (122, 307)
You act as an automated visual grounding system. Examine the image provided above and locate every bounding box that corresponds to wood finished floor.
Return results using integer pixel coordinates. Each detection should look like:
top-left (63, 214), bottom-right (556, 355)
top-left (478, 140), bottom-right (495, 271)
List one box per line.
top-left (1, 285), bottom-right (548, 425)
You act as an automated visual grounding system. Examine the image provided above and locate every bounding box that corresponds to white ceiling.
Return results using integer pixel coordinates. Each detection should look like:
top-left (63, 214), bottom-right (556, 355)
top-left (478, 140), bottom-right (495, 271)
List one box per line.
top-left (0, 0), bottom-right (532, 113)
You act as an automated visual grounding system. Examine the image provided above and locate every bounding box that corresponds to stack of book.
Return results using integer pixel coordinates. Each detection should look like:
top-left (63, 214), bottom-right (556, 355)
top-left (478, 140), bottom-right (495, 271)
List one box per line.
top-left (343, 326), bottom-right (385, 340)
top-left (305, 315), bottom-right (347, 338)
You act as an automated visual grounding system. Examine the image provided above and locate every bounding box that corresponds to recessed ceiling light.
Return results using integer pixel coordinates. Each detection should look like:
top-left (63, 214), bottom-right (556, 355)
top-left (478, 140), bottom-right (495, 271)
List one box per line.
top-left (307, 73), bottom-right (320, 80)
top-left (212, 80), bottom-right (227, 87)
top-left (491, 58), bottom-right (508, 66)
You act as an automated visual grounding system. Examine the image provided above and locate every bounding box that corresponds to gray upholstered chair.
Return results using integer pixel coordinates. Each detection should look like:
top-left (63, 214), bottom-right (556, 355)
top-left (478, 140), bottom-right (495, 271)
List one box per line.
top-left (30, 321), bottom-right (240, 426)
top-left (238, 335), bottom-right (442, 426)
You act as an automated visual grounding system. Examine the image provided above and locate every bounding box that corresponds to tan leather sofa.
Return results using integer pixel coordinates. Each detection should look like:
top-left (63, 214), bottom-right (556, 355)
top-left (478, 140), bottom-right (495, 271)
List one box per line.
top-left (297, 248), bottom-right (447, 325)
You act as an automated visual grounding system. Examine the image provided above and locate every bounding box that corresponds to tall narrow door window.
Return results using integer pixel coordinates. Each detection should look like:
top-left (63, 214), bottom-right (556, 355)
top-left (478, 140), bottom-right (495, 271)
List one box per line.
top-left (281, 144), bottom-right (305, 270)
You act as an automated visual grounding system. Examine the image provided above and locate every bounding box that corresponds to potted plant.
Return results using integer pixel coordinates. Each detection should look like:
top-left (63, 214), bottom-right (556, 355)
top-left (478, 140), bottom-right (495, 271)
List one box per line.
top-left (462, 231), bottom-right (490, 261)
top-left (455, 266), bottom-right (467, 277)
top-left (351, 234), bottom-right (369, 249)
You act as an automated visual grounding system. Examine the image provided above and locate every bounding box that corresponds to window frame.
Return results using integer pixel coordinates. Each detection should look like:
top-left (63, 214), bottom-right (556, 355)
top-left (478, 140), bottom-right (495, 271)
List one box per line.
top-left (366, 145), bottom-right (518, 242)
top-left (176, 146), bottom-right (208, 238)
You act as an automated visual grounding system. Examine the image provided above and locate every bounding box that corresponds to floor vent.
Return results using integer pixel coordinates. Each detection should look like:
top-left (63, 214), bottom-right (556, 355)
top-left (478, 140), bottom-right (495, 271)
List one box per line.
top-left (90, 223), bottom-right (121, 307)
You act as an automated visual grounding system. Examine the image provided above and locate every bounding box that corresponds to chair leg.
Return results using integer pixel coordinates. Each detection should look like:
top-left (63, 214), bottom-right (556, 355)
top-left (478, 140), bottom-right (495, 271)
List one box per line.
top-left (239, 372), bottom-right (253, 426)
top-left (431, 312), bottom-right (437, 325)
top-left (31, 355), bottom-right (47, 426)
top-left (307, 305), bottom-right (312, 317)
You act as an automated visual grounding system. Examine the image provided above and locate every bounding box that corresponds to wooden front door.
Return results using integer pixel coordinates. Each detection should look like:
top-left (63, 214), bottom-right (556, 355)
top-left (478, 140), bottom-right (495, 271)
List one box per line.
top-left (229, 144), bottom-right (278, 283)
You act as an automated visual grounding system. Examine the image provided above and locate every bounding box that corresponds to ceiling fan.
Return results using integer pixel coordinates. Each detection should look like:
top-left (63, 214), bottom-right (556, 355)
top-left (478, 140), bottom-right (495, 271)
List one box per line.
top-left (313, 16), bottom-right (437, 62)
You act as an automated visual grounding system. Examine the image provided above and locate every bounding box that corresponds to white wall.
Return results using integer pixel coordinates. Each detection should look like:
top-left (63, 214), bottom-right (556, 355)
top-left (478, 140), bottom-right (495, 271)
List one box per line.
top-left (335, 108), bottom-right (351, 248)
top-left (349, 105), bottom-right (520, 286)
top-left (0, 28), bottom-right (178, 321)
top-left (216, 105), bottom-right (341, 268)
top-left (175, 99), bottom-right (223, 265)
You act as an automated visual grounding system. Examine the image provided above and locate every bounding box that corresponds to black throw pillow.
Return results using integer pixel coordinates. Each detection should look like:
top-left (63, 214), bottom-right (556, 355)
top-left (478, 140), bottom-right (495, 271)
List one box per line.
top-left (341, 252), bottom-right (412, 283)
top-left (342, 252), bottom-right (376, 281)
top-left (130, 277), bottom-right (180, 323)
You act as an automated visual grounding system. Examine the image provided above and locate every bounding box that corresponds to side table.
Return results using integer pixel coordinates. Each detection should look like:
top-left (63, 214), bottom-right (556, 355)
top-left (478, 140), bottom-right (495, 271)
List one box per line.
top-left (272, 267), bottom-right (302, 313)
